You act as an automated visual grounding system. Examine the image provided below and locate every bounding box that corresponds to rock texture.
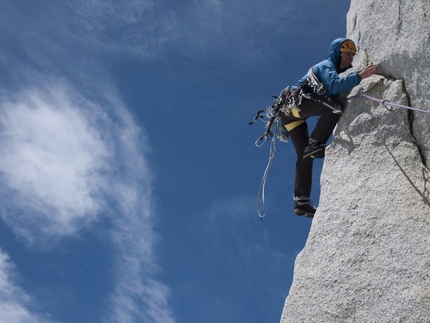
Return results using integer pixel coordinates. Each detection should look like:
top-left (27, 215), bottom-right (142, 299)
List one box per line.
top-left (280, 1), bottom-right (430, 322)
top-left (348, 0), bottom-right (430, 164)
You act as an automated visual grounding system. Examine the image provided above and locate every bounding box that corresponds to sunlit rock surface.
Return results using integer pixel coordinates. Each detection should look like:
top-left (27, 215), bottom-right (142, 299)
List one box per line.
top-left (280, 1), bottom-right (430, 322)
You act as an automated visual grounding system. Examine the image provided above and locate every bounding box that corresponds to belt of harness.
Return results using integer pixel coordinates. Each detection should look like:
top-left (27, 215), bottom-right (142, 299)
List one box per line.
top-left (301, 93), bottom-right (343, 114)
top-left (307, 67), bottom-right (327, 95)
top-left (302, 67), bottom-right (342, 114)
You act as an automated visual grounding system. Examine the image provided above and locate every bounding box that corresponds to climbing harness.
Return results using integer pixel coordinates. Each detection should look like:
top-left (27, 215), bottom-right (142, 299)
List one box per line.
top-left (250, 84), bottom-right (343, 220)
top-left (250, 77), bottom-right (429, 220)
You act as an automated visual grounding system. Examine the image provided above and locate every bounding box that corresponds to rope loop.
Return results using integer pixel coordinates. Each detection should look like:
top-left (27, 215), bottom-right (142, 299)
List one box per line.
top-left (255, 133), bottom-right (270, 147)
top-left (381, 100), bottom-right (393, 111)
top-left (256, 126), bottom-right (279, 220)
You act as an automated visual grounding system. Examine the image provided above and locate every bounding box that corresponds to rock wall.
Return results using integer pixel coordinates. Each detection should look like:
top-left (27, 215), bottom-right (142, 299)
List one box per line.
top-left (280, 1), bottom-right (430, 322)
top-left (348, 0), bottom-right (430, 164)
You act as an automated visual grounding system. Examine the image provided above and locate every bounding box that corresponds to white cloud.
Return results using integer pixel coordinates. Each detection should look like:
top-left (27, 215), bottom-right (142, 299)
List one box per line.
top-left (0, 83), bottom-right (111, 244)
top-left (0, 1), bottom-right (191, 321)
top-left (105, 120), bottom-right (175, 323)
top-left (0, 80), bottom-right (175, 322)
top-left (0, 250), bottom-right (55, 323)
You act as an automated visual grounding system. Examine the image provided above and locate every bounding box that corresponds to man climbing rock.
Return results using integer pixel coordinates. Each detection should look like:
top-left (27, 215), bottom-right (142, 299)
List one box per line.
top-left (280, 38), bottom-right (377, 217)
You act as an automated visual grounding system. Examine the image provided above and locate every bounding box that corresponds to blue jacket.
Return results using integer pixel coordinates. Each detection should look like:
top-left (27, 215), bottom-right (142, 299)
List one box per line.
top-left (293, 38), bottom-right (361, 99)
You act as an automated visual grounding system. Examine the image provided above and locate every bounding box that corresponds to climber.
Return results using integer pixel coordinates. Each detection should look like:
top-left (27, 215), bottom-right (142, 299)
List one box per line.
top-left (280, 38), bottom-right (377, 217)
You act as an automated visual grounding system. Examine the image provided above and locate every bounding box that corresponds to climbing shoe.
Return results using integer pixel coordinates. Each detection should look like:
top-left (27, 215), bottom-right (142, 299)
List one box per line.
top-left (294, 198), bottom-right (316, 217)
top-left (303, 139), bottom-right (325, 159)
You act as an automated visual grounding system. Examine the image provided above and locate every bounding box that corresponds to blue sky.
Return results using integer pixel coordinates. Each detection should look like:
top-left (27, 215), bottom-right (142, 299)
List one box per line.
top-left (0, 1), bottom-right (349, 322)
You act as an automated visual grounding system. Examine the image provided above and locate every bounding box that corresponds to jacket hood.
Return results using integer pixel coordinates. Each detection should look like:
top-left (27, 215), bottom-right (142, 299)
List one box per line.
top-left (329, 38), bottom-right (353, 71)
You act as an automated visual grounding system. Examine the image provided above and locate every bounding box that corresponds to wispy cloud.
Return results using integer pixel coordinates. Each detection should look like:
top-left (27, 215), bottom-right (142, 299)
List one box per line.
top-left (0, 81), bottom-right (111, 244)
top-left (187, 195), bottom-right (295, 323)
top-left (66, 0), bottom-right (293, 64)
top-left (0, 76), bottom-right (175, 321)
top-left (0, 250), bottom-right (55, 323)
top-left (67, 0), bottom-right (179, 60)
top-left (191, 195), bottom-right (273, 268)
top-left (100, 100), bottom-right (175, 323)
top-left (0, 1), bottom-right (179, 322)
top-left (1, 0), bottom-right (177, 320)
top-left (193, 195), bottom-right (257, 249)
top-left (0, 0), bottom-right (300, 321)
top-left (1, 0), bottom-right (295, 81)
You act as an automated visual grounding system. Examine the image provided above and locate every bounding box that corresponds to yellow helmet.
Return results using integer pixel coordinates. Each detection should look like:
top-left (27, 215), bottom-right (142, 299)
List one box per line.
top-left (340, 40), bottom-right (357, 55)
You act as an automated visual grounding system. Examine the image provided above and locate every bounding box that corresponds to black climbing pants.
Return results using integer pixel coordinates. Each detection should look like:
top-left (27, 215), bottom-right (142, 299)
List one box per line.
top-left (281, 94), bottom-right (343, 198)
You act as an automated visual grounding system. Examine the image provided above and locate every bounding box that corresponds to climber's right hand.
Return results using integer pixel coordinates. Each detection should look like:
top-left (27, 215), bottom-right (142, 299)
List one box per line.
top-left (359, 64), bottom-right (378, 80)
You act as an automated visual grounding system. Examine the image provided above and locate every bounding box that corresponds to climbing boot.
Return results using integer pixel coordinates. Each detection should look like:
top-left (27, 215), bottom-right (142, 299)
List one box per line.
top-left (303, 138), bottom-right (325, 159)
top-left (294, 197), bottom-right (316, 217)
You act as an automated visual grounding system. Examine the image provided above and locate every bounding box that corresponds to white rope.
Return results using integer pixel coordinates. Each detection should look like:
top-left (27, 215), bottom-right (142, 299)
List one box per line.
top-left (256, 125), bottom-right (279, 220)
top-left (349, 93), bottom-right (430, 115)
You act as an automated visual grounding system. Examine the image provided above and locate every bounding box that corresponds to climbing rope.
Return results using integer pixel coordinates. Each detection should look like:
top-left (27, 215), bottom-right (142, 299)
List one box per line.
top-left (251, 87), bottom-right (429, 220)
top-left (250, 92), bottom-right (292, 220)
top-left (252, 106), bottom-right (288, 220)
top-left (348, 92), bottom-right (430, 140)
top-left (348, 93), bottom-right (430, 115)
top-left (256, 125), bottom-right (279, 220)
top-left (347, 91), bottom-right (430, 165)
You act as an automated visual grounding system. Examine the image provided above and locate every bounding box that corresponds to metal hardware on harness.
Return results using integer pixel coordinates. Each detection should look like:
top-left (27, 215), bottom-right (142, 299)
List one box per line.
top-left (277, 127), bottom-right (289, 143)
top-left (307, 67), bottom-right (327, 95)
top-left (249, 109), bottom-right (265, 126)
top-left (252, 89), bottom-right (290, 147)
top-left (249, 90), bottom-right (293, 219)
top-left (301, 92), bottom-right (343, 114)
top-left (279, 87), bottom-right (302, 117)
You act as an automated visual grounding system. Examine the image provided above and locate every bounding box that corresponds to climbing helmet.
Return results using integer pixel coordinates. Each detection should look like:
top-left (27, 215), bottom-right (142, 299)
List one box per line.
top-left (340, 40), bottom-right (357, 55)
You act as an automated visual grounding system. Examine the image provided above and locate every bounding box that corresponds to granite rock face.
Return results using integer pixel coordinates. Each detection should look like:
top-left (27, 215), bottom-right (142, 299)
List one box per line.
top-left (347, 0), bottom-right (430, 165)
top-left (280, 1), bottom-right (430, 322)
